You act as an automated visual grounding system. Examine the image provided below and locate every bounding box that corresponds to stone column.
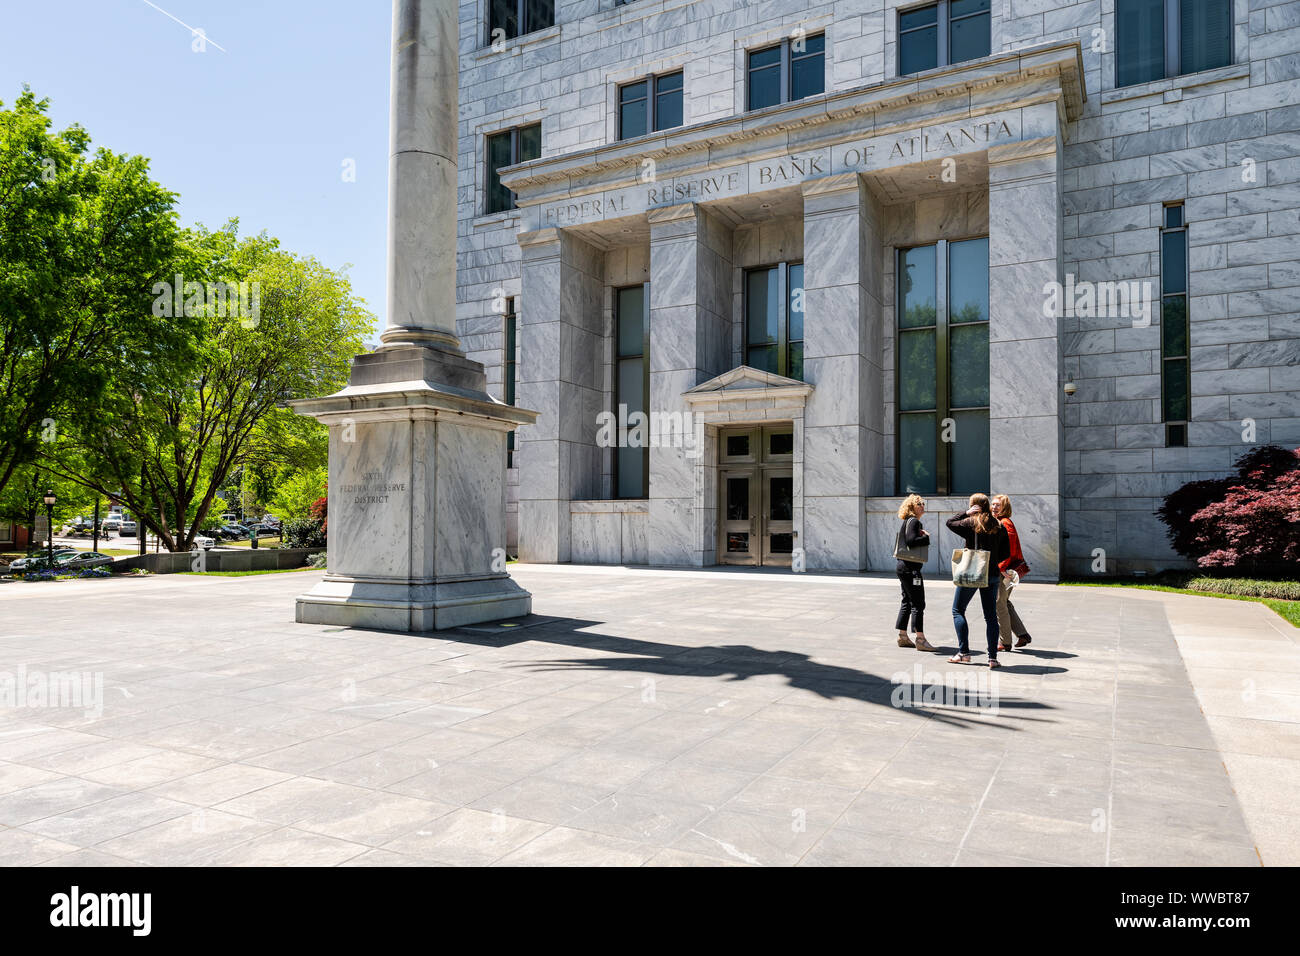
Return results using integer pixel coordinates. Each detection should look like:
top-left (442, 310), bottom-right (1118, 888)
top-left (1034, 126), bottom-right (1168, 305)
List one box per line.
top-left (800, 173), bottom-right (884, 571)
top-left (987, 136), bottom-right (1064, 580)
top-left (515, 227), bottom-right (605, 563)
top-left (646, 203), bottom-right (732, 566)
top-left (289, 0), bottom-right (538, 630)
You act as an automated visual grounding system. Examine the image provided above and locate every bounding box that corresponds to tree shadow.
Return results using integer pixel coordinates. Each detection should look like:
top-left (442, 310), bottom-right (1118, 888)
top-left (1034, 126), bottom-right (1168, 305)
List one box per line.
top-left (420, 615), bottom-right (1060, 731)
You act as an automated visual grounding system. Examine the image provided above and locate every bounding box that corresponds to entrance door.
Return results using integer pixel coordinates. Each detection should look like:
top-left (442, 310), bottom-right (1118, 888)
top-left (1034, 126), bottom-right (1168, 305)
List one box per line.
top-left (717, 425), bottom-right (796, 567)
top-left (719, 468), bottom-right (759, 566)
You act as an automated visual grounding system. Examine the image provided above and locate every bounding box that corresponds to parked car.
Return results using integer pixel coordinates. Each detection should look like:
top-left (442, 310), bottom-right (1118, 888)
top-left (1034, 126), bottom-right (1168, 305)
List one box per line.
top-left (192, 535), bottom-right (216, 550)
top-left (220, 513), bottom-right (241, 524)
top-left (260, 514), bottom-right (281, 529)
top-left (119, 519), bottom-right (137, 537)
top-left (8, 549), bottom-right (78, 572)
top-left (101, 515), bottom-right (123, 532)
top-left (222, 523), bottom-right (250, 538)
top-left (56, 551), bottom-right (115, 570)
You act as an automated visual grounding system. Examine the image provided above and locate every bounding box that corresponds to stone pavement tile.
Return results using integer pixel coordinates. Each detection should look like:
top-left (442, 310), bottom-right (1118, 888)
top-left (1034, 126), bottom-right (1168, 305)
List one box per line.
top-left (800, 828), bottom-right (958, 866)
top-left (836, 790), bottom-right (977, 844)
top-left (1110, 792), bottom-right (1254, 847)
top-left (0, 827), bottom-right (79, 865)
top-left (980, 779), bottom-right (1108, 826)
top-left (598, 711), bottom-right (736, 762)
top-left (459, 736), bottom-right (577, 779)
top-left (671, 808), bottom-right (822, 866)
top-left (146, 763), bottom-right (293, 805)
top-left (0, 728), bottom-right (106, 763)
top-left (319, 718), bottom-right (432, 749)
top-left (378, 703), bottom-right (492, 734)
top-left (494, 826), bottom-right (656, 866)
top-left (23, 791), bottom-right (194, 846)
top-left (1227, 808), bottom-right (1298, 867)
top-left (962, 808), bottom-right (1107, 866)
top-left (386, 762), bottom-right (519, 805)
top-left (385, 727), bottom-right (504, 763)
top-left (953, 847), bottom-right (1066, 866)
top-left (338, 848), bottom-right (449, 866)
top-left (129, 719), bottom-right (304, 762)
top-left (208, 827), bottom-right (370, 866)
top-left (0, 760), bottom-right (62, 796)
top-left (864, 758), bottom-right (997, 808)
top-left (243, 737), bottom-right (376, 775)
top-left (643, 847), bottom-right (748, 866)
top-left (566, 792), bottom-right (713, 845)
top-left (22, 740), bottom-right (163, 776)
top-left (310, 750), bottom-right (438, 789)
top-left (995, 751), bottom-right (1112, 792)
top-left (96, 808), bottom-right (276, 866)
top-left (471, 776), bottom-right (608, 824)
top-left (539, 747), bottom-right (664, 790)
top-left (380, 808), bottom-right (550, 865)
top-left (36, 849), bottom-right (138, 867)
top-left (79, 751), bottom-right (225, 789)
top-left (1194, 689), bottom-right (1300, 723)
top-left (0, 777), bottom-right (125, 827)
top-left (1215, 752), bottom-right (1300, 814)
top-left (287, 789), bottom-right (456, 847)
top-left (622, 760), bottom-right (755, 807)
top-left (1107, 830), bottom-right (1260, 867)
top-left (724, 774), bottom-right (858, 827)
top-left (766, 731), bottom-right (904, 788)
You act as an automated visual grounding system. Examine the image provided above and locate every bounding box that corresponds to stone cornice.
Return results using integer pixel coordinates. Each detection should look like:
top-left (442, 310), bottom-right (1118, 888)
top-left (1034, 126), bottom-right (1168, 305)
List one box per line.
top-left (500, 41), bottom-right (1085, 196)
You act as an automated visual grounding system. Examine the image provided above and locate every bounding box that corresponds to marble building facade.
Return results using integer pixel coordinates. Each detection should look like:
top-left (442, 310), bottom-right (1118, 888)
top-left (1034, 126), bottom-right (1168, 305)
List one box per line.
top-left (454, 0), bottom-right (1299, 578)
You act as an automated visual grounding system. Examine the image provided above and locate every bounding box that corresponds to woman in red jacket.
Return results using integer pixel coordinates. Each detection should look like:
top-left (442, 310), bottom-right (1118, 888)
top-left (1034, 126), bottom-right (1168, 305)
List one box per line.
top-left (991, 494), bottom-right (1032, 650)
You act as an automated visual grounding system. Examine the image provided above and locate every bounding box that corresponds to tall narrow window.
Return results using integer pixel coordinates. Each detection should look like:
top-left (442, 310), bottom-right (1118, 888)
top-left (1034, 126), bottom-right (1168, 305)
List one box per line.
top-left (615, 284), bottom-right (649, 499)
top-left (1117, 0), bottom-right (1232, 87)
top-left (487, 0), bottom-right (553, 44)
top-left (486, 123), bottom-right (541, 214)
top-left (1161, 203), bottom-right (1189, 447)
top-left (747, 34), bottom-right (825, 111)
top-left (898, 0), bottom-right (990, 76)
top-left (896, 238), bottom-right (989, 495)
top-left (504, 298), bottom-right (517, 468)
top-left (745, 262), bottom-right (805, 380)
top-left (618, 71), bottom-right (684, 140)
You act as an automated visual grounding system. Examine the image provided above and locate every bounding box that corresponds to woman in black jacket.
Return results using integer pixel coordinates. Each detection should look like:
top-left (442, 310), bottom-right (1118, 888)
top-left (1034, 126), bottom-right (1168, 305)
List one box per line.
top-left (946, 493), bottom-right (1010, 668)
top-left (894, 494), bottom-right (936, 651)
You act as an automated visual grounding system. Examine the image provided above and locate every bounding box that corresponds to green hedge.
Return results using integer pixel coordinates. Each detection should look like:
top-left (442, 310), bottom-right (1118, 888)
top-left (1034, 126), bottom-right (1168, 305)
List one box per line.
top-left (1185, 577), bottom-right (1300, 600)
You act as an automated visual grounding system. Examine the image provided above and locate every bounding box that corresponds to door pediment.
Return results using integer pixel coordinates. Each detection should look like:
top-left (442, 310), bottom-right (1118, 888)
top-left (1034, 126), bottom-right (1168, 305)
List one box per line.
top-left (683, 366), bottom-right (814, 407)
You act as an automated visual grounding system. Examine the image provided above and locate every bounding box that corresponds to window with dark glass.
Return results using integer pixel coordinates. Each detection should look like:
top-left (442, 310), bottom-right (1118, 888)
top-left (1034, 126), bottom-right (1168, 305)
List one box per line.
top-left (896, 238), bottom-right (989, 496)
top-left (618, 71), bottom-right (684, 140)
top-left (487, 0), bottom-right (553, 43)
top-left (745, 262), bottom-right (805, 380)
top-left (898, 0), bottom-right (990, 76)
top-left (615, 284), bottom-right (649, 499)
top-left (504, 298), bottom-right (517, 468)
top-left (1160, 203), bottom-right (1189, 447)
top-left (747, 33), bottom-right (825, 111)
top-left (1116, 0), bottom-right (1232, 87)
top-left (485, 123), bottom-right (541, 214)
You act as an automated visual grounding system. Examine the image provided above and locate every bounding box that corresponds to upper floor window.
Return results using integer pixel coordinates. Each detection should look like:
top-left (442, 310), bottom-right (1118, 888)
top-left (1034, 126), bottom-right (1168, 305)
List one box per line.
top-left (486, 123), bottom-right (541, 214)
top-left (899, 0), bottom-right (990, 76)
top-left (1116, 0), bottom-right (1232, 87)
top-left (745, 262), bottom-right (805, 381)
top-left (896, 238), bottom-right (989, 496)
top-left (747, 33), bottom-right (825, 111)
top-left (487, 0), bottom-right (553, 44)
top-left (618, 72), bottom-right (684, 140)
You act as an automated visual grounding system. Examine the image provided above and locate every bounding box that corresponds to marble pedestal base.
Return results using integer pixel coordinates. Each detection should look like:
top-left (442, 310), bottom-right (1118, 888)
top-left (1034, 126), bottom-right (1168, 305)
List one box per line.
top-left (291, 345), bottom-right (538, 632)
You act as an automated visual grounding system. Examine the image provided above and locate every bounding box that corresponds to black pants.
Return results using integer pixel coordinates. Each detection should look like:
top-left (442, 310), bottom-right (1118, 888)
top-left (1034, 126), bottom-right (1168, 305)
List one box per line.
top-left (895, 567), bottom-right (925, 632)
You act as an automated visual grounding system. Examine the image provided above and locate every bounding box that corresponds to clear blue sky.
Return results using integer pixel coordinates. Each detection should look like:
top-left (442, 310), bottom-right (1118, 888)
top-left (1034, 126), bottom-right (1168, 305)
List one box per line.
top-left (1, 0), bottom-right (391, 340)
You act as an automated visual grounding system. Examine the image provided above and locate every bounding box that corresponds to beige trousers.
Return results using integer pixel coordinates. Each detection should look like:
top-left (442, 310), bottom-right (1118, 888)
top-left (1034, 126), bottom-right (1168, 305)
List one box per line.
top-left (996, 576), bottom-right (1029, 645)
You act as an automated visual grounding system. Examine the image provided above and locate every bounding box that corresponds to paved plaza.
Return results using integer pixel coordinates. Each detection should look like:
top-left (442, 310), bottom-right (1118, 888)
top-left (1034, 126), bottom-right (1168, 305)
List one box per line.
top-left (1, 565), bottom-right (1296, 867)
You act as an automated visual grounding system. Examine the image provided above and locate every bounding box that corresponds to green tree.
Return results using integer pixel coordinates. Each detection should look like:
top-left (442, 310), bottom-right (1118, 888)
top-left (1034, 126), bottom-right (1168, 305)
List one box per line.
top-left (269, 466), bottom-right (328, 521)
top-left (0, 90), bottom-right (184, 500)
top-left (49, 224), bottom-right (370, 550)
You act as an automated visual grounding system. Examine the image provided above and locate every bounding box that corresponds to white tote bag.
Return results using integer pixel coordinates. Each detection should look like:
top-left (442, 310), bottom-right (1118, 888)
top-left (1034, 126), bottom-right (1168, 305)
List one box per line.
top-left (951, 528), bottom-right (991, 588)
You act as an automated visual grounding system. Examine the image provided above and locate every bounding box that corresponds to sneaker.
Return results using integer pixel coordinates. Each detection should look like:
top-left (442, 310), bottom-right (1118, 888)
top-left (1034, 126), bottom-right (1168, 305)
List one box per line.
top-left (897, 632), bottom-right (915, 648)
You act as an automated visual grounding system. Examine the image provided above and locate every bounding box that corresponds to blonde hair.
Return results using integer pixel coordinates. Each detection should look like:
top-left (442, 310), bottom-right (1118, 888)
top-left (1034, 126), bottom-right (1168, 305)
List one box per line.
top-left (992, 494), bottom-right (1012, 517)
top-left (968, 493), bottom-right (997, 534)
top-left (897, 493), bottom-right (926, 520)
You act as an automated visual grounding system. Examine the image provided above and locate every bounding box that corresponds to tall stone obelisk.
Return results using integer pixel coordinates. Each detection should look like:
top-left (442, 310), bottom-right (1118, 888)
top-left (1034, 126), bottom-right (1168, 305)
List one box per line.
top-left (291, 0), bottom-right (538, 631)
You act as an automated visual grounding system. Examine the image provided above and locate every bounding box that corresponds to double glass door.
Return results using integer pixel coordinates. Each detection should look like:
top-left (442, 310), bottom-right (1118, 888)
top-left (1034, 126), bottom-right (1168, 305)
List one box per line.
top-left (717, 426), bottom-right (795, 567)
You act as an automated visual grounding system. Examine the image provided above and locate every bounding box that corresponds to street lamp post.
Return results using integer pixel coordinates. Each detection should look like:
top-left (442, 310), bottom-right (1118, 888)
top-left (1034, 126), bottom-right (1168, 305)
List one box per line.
top-left (42, 489), bottom-right (55, 566)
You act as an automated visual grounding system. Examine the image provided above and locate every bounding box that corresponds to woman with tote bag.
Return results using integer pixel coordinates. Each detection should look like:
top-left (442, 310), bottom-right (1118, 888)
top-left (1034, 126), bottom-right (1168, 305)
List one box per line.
top-left (893, 494), bottom-right (936, 651)
top-left (945, 494), bottom-right (1010, 668)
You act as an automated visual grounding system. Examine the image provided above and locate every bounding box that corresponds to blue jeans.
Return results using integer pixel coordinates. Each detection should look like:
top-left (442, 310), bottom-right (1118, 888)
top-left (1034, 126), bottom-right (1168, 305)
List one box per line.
top-left (952, 582), bottom-right (1001, 659)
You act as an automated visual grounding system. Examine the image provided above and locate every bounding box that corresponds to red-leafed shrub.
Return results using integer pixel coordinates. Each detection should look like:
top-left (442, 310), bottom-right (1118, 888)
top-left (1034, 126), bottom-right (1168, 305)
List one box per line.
top-left (308, 492), bottom-right (327, 534)
top-left (1157, 445), bottom-right (1300, 572)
